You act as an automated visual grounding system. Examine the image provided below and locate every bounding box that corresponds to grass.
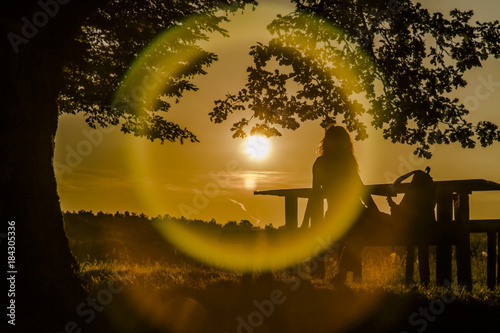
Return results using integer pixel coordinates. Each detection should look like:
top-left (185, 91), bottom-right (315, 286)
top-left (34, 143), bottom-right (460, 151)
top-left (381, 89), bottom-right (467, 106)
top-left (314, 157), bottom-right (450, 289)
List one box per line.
top-left (64, 213), bottom-right (500, 332)
top-left (76, 245), bottom-right (500, 303)
top-left (69, 234), bottom-right (500, 333)
top-left (71, 251), bottom-right (500, 333)
top-left (78, 258), bottom-right (241, 294)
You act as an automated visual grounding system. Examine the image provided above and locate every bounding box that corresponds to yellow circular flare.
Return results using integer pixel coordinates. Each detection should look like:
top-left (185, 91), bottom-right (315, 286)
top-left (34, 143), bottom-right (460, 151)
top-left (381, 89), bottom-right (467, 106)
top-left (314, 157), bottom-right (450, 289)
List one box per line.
top-left (114, 8), bottom-right (381, 273)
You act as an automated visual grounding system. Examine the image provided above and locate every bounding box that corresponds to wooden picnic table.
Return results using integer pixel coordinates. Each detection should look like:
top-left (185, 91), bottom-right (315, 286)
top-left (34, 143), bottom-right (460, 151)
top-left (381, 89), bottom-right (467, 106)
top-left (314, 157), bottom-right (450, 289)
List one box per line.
top-left (255, 179), bottom-right (500, 289)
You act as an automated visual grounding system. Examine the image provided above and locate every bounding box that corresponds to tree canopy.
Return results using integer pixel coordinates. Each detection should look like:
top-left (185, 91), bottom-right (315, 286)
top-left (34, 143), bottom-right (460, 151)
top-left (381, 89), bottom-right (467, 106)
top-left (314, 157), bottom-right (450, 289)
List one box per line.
top-left (58, 0), bottom-right (256, 144)
top-left (210, 0), bottom-right (500, 157)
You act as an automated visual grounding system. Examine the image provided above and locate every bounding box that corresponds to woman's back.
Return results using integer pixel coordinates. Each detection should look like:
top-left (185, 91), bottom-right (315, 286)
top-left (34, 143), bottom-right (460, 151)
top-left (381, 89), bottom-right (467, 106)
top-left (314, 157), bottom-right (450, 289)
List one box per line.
top-left (313, 152), bottom-right (364, 211)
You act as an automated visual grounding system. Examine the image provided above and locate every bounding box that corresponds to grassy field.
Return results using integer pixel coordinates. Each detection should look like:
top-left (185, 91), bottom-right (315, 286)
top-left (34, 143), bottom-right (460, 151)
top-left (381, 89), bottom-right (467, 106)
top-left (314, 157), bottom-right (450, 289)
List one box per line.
top-left (74, 248), bottom-right (500, 333)
top-left (65, 212), bottom-right (500, 332)
top-left (78, 245), bottom-right (500, 298)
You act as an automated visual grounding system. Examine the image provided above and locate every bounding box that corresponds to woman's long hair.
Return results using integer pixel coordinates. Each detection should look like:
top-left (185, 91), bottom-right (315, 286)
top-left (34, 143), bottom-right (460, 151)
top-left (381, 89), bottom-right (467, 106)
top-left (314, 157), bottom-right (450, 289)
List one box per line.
top-left (318, 125), bottom-right (359, 171)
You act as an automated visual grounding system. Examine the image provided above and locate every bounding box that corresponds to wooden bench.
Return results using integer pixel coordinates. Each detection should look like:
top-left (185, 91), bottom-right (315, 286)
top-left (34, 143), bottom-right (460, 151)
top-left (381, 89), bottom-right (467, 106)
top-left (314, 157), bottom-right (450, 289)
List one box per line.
top-left (254, 179), bottom-right (500, 289)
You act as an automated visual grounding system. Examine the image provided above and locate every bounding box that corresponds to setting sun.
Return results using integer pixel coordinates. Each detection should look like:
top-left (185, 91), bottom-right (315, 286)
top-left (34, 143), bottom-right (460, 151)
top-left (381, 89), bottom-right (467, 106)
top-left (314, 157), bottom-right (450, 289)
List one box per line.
top-left (244, 135), bottom-right (271, 160)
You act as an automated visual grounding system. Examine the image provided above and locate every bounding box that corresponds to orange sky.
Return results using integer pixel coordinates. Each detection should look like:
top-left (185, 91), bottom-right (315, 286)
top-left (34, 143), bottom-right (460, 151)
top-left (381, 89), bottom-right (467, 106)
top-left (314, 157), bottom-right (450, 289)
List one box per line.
top-left (54, 0), bottom-right (500, 227)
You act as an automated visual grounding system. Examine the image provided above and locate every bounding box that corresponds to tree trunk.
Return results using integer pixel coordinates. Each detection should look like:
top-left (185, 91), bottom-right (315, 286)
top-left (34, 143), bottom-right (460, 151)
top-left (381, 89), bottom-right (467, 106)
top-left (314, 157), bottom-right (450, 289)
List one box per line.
top-left (1, 38), bottom-right (86, 333)
top-left (1, 2), bottom-right (104, 331)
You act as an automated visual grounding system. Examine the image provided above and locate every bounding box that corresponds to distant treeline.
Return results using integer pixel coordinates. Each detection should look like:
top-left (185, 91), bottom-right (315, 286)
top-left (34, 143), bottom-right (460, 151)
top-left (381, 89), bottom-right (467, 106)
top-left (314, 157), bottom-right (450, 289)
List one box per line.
top-left (63, 210), bottom-right (277, 263)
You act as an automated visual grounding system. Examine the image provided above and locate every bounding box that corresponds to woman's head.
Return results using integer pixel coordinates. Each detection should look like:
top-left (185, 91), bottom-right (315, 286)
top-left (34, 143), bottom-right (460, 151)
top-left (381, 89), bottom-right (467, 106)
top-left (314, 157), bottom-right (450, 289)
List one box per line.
top-left (318, 125), bottom-right (357, 161)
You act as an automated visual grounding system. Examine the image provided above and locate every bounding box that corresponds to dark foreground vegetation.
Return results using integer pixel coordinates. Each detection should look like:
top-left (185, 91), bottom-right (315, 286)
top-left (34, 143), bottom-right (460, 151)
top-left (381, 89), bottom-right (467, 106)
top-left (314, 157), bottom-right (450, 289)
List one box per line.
top-left (64, 211), bottom-right (500, 333)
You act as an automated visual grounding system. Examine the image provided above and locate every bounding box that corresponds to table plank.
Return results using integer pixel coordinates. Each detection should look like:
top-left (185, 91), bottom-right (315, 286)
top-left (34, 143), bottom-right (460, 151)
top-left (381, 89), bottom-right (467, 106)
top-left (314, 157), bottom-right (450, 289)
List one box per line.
top-left (254, 179), bottom-right (500, 198)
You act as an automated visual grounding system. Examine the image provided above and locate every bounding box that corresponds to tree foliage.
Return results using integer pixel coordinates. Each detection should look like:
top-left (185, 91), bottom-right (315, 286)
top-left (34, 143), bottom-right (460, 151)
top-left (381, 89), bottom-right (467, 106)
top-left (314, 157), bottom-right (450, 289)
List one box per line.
top-left (59, 0), bottom-right (256, 144)
top-left (210, 0), bottom-right (500, 157)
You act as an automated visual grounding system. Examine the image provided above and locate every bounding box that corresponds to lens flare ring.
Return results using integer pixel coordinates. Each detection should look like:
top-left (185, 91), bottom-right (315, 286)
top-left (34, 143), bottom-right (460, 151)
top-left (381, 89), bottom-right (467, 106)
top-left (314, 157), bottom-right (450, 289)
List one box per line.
top-left (114, 8), bottom-right (382, 273)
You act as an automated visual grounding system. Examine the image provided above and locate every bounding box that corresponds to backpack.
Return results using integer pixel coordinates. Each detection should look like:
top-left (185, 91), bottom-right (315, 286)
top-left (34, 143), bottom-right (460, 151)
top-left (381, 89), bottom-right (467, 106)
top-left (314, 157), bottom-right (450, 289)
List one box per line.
top-left (387, 167), bottom-right (436, 238)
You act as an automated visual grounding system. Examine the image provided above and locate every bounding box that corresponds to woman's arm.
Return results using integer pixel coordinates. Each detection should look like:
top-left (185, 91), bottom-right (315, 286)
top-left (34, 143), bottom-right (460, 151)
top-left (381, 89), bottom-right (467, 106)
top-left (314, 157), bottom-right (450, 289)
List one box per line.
top-left (355, 171), bottom-right (378, 209)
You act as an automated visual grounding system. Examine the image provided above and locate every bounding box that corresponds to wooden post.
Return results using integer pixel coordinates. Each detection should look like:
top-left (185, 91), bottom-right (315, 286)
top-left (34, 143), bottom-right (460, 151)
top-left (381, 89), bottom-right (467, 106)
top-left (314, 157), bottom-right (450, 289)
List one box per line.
top-left (311, 198), bottom-right (326, 279)
top-left (406, 246), bottom-right (415, 284)
top-left (497, 232), bottom-right (500, 285)
top-left (436, 191), bottom-right (453, 285)
top-left (285, 195), bottom-right (298, 229)
top-left (498, 233), bottom-right (500, 286)
top-left (454, 192), bottom-right (472, 290)
top-left (418, 245), bottom-right (430, 287)
top-left (487, 231), bottom-right (497, 289)
top-left (351, 249), bottom-right (363, 282)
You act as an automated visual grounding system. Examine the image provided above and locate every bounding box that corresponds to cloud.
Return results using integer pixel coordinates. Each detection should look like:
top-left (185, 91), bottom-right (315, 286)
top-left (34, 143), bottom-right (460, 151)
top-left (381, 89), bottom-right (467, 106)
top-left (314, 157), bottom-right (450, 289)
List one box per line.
top-left (227, 198), bottom-right (261, 225)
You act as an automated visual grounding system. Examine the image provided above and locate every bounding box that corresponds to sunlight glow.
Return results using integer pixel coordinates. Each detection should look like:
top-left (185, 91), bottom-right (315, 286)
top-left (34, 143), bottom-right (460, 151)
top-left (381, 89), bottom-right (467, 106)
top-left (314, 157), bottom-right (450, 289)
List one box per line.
top-left (244, 136), bottom-right (271, 160)
top-left (117, 6), bottom-right (380, 276)
top-left (244, 174), bottom-right (257, 190)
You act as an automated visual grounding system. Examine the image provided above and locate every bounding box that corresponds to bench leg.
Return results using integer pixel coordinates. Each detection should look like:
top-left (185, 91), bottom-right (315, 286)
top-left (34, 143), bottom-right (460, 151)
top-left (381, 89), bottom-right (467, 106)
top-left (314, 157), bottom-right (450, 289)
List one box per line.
top-left (406, 246), bottom-right (415, 284)
top-left (346, 246), bottom-right (362, 282)
top-left (498, 232), bottom-right (500, 286)
top-left (487, 231), bottom-right (497, 290)
top-left (333, 245), bottom-right (362, 284)
top-left (418, 245), bottom-right (430, 287)
top-left (436, 193), bottom-right (453, 286)
top-left (455, 193), bottom-right (472, 291)
top-left (352, 257), bottom-right (362, 282)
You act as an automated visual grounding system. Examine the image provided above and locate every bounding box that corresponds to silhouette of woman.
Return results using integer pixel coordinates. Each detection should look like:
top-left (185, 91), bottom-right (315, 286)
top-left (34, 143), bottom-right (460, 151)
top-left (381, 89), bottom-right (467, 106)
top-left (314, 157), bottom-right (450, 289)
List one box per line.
top-left (300, 125), bottom-right (385, 285)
